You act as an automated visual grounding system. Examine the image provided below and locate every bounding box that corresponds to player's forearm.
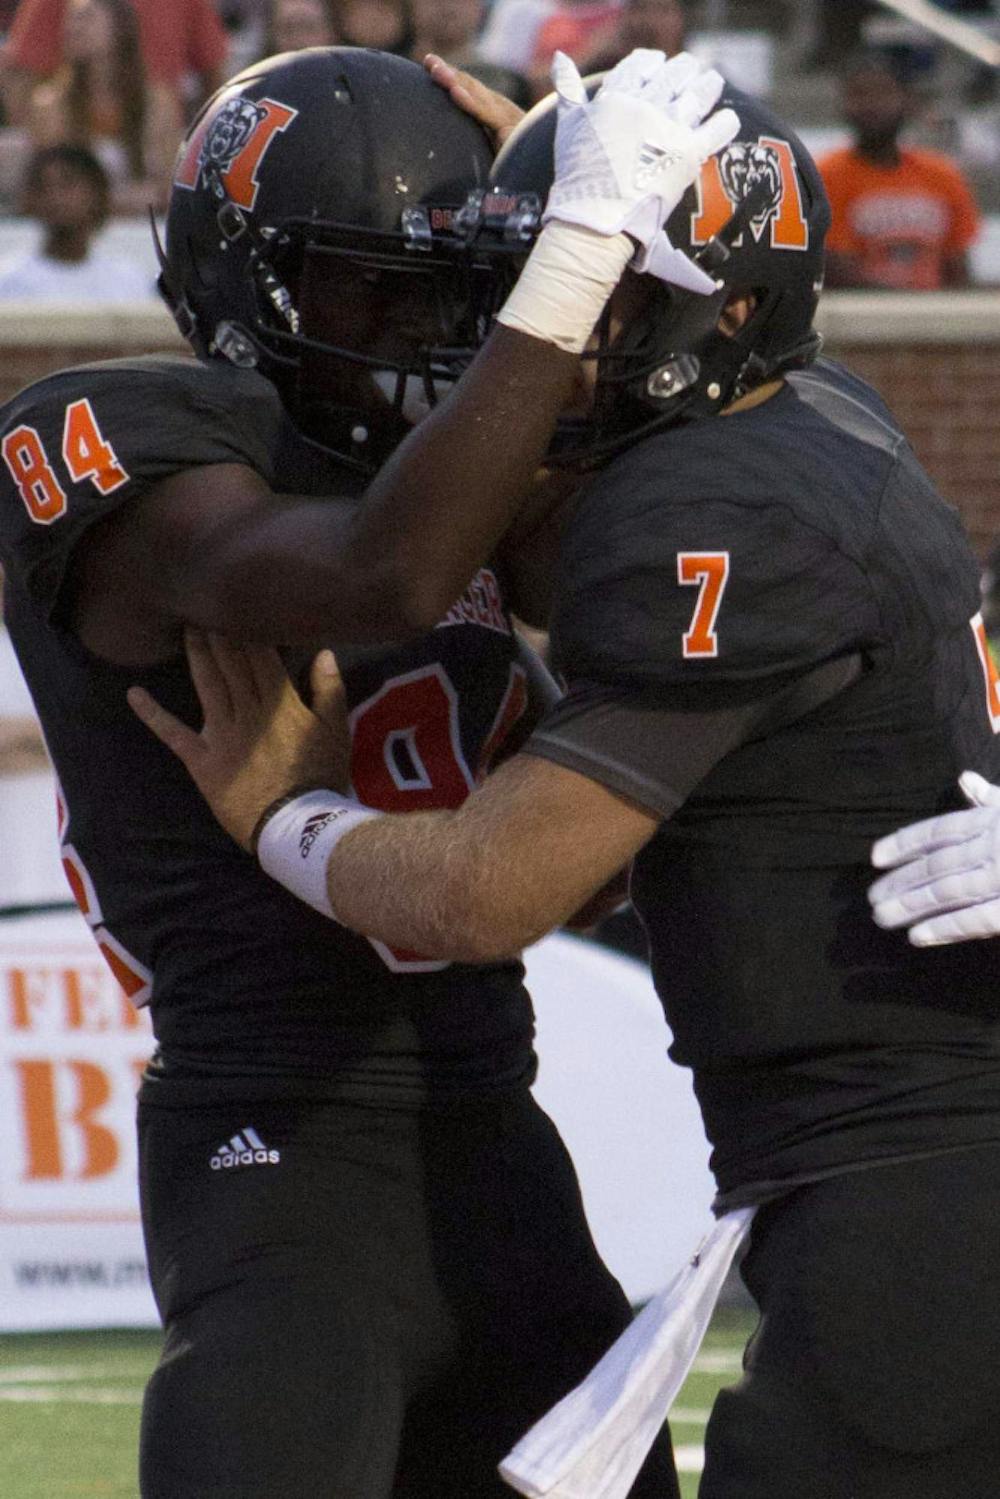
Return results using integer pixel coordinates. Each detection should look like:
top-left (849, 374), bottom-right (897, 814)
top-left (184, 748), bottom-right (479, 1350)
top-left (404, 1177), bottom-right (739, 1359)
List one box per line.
top-left (323, 809), bottom-right (557, 962)
top-left (338, 225), bottom-right (638, 634)
top-left (201, 332), bottom-right (579, 644)
top-left (339, 325), bottom-right (582, 634)
top-left (182, 262), bottom-right (621, 645)
top-left (255, 758), bottom-right (659, 963)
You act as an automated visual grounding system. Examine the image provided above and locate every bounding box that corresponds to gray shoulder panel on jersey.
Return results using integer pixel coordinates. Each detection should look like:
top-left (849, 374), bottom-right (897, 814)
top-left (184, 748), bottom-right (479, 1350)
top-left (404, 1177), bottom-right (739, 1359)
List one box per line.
top-left (786, 369), bottom-right (905, 458)
top-left (525, 653), bottom-right (866, 819)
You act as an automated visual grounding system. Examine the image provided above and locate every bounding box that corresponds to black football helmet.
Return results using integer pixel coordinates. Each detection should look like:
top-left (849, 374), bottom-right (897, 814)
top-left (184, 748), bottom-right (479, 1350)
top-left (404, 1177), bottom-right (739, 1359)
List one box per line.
top-left (487, 84), bottom-right (832, 464)
top-left (157, 47), bottom-right (499, 470)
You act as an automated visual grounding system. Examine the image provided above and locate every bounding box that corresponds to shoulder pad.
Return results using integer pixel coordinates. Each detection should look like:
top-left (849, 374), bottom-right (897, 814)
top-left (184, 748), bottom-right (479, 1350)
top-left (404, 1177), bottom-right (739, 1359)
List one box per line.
top-left (0, 356), bottom-right (282, 613)
top-left (550, 431), bottom-right (881, 689)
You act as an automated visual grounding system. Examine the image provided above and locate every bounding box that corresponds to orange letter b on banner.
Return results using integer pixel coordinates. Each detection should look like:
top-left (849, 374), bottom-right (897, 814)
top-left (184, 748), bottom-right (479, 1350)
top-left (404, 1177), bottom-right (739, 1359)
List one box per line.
top-left (16, 1059), bottom-right (120, 1180)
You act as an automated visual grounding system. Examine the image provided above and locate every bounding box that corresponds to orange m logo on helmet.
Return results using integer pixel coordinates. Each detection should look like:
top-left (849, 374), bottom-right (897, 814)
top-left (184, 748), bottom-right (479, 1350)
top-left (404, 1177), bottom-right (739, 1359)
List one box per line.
top-left (690, 137), bottom-right (809, 252)
top-left (174, 94), bottom-right (299, 211)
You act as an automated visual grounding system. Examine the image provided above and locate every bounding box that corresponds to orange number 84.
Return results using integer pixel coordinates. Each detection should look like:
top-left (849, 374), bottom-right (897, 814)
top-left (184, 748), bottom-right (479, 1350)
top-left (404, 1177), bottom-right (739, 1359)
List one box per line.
top-left (2, 398), bottom-right (129, 525)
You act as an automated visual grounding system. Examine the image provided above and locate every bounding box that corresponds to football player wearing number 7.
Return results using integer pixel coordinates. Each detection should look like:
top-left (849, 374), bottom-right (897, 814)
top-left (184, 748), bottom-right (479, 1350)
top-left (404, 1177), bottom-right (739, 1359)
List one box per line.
top-left (0, 45), bottom-right (738, 1499)
top-left (135, 77), bottom-right (1000, 1499)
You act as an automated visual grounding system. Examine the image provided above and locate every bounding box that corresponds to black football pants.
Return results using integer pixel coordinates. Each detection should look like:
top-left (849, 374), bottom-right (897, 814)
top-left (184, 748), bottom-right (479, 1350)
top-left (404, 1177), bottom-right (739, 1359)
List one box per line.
top-left (137, 1087), bottom-right (679, 1498)
top-left (700, 1146), bottom-right (1000, 1498)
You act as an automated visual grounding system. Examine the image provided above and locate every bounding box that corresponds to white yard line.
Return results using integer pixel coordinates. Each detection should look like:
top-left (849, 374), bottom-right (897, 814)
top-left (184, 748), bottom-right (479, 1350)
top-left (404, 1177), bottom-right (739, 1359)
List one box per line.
top-left (0, 1386), bottom-right (142, 1404)
top-left (674, 1444), bottom-right (706, 1473)
top-left (691, 1349), bottom-right (743, 1375)
top-left (0, 1365), bottom-right (132, 1383)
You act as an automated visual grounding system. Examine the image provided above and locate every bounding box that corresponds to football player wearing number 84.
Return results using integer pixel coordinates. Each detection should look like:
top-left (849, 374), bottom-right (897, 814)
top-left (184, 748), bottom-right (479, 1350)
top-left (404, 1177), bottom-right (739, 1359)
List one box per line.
top-left (0, 44), bottom-right (737, 1499)
top-left (137, 65), bottom-right (1000, 1499)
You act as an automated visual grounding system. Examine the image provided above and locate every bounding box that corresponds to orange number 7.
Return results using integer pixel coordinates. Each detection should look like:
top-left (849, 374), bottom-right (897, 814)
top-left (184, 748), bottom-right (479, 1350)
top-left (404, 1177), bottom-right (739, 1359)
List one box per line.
top-left (678, 552), bottom-right (730, 659)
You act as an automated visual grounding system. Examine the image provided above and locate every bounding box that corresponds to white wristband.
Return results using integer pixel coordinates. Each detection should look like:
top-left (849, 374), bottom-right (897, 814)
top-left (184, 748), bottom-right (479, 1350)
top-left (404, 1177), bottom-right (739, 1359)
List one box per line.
top-left (496, 221), bottom-right (634, 354)
top-left (256, 790), bottom-right (380, 921)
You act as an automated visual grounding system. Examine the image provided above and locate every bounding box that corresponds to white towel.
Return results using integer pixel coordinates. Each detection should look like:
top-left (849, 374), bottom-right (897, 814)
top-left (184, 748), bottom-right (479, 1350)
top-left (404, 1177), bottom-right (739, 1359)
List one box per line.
top-left (499, 1207), bottom-right (756, 1499)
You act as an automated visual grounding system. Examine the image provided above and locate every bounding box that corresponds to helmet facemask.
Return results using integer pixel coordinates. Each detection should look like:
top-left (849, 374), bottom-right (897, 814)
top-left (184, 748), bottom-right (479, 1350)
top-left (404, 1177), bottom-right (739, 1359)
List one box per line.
top-left (158, 47), bottom-right (502, 474)
top-left (238, 216), bottom-right (506, 472)
top-left (484, 82), bottom-right (831, 470)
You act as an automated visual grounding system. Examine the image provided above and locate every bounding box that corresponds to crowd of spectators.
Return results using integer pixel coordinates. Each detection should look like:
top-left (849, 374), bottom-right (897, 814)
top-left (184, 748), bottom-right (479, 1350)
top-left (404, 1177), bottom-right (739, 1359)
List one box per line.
top-left (0, 0), bottom-right (995, 298)
top-left (0, 0), bottom-right (226, 215)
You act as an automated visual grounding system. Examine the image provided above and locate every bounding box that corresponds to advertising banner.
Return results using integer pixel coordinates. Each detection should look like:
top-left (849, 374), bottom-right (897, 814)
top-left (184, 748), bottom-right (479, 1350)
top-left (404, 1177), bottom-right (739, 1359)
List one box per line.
top-left (0, 909), bottom-right (157, 1329)
top-left (0, 910), bottom-right (714, 1331)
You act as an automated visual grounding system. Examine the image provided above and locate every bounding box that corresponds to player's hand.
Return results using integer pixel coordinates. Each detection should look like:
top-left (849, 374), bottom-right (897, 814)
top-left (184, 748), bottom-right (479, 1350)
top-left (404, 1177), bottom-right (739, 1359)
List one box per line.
top-left (423, 53), bottom-right (525, 150)
top-left (127, 632), bottom-right (351, 853)
top-left (544, 48), bottom-right (740, 294)
top-left (868, 771), bottom-right (1000, 945)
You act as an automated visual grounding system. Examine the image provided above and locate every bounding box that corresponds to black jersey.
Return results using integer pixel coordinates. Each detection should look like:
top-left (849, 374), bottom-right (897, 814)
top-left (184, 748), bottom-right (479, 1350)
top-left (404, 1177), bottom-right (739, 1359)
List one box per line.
top-left (0, 355), bottom-right (535, 1104)
top-left (528, 360), bottom-right (1000, 1198)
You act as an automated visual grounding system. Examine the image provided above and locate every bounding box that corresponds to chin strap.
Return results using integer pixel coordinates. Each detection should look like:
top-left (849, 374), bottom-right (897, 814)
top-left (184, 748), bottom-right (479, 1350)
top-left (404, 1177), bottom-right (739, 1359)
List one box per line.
top-left (150, 209), bottom-right (200, 348)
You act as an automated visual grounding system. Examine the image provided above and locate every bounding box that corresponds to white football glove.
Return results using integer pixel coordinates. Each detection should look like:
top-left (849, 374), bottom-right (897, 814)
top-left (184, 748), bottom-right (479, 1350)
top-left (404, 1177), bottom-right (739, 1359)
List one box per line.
top-left (544, 48), bottom-right (740, 295)
top-left (868, 771), bottom-right (1000, 946)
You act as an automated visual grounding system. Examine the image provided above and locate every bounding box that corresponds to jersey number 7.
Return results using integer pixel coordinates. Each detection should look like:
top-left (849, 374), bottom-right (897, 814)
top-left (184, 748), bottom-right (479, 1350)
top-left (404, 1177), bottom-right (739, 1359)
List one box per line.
top-left (678, 552), bottom-right (730, 658)
top-left (2, 399), bottom-right (130, 524)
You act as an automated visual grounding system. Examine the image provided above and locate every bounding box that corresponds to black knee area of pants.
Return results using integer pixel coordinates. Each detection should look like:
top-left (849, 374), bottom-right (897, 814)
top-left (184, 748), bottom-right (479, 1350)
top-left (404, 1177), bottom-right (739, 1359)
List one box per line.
top-left (701, 1148), bottom-right (1000, 1497)
top-left (701, 1373), bottom-right (853, 1499)
top-left (137, 1090), bottom-right (682, 1498)
top-left (737, 1151), bottom-right (1000, 1454)
top-left (703, 1369), bottom-right (1000, 1499)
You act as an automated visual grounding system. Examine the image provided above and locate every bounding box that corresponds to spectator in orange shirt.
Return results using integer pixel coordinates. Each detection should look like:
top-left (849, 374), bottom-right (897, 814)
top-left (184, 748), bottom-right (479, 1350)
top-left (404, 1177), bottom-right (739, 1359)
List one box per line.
top-left (819, 51), bottom-right (981, 290)
top-left (0, 0), bottom-right (228, 127)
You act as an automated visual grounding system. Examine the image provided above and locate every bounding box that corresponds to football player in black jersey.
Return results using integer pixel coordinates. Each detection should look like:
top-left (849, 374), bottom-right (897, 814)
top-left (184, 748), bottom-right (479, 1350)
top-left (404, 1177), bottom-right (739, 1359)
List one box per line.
top-left (146, 83), bottom-right (1000, 1499)
top-left (0, 45), bottom-right (740, 1499)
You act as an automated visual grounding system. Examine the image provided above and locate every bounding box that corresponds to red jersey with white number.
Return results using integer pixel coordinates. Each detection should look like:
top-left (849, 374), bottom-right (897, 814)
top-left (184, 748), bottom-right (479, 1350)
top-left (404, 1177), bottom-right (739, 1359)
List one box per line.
top-left (0, 355), bottom-right (536, 1104)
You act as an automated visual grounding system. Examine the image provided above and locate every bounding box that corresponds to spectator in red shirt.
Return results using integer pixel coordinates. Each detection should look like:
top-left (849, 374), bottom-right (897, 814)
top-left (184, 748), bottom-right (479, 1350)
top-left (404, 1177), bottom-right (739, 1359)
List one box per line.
top-left (819, 51), bottom-right (981, 290)
top-left (0, 0), bottom-right (228, 126)
top-left (24, 0), bottom-right (182, 213)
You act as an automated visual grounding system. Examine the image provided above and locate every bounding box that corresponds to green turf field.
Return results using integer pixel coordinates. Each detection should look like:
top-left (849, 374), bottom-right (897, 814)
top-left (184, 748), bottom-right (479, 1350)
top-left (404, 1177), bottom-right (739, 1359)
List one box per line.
top-left (0, 1307), bottom-right (754, 1497)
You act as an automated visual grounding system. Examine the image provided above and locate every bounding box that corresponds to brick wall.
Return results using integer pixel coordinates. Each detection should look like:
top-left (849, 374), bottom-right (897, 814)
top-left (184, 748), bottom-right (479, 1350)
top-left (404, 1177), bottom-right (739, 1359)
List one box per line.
top-left (1, 295), bottom-right (999, 555)
top-left (0, 342), bottom-right (190, 408)
top-left (816, 293), bottom-right (1000, 560)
